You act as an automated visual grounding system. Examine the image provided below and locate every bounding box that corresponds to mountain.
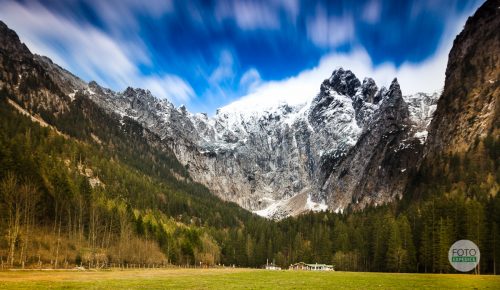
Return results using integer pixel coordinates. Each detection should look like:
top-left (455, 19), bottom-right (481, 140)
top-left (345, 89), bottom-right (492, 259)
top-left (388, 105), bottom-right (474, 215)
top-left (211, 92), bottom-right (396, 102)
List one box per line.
top-left (426, 0), bottom-right (499, 157)
top-left (2, 17), bottom-right (439, 219)
top-left (65, 67), bottom-right (437, 219)
top-left (0, 18), bottom-right (440, 220)
top-left (0, 19), bottom-right (269, 268)
top-left (408, 0), bottom-right (499, 202)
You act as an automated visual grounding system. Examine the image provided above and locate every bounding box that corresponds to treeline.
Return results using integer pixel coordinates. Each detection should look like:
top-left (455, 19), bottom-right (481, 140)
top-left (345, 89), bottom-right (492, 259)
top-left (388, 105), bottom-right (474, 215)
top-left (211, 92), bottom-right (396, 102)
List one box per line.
top-left (0, 93), bottom-right (498, 273)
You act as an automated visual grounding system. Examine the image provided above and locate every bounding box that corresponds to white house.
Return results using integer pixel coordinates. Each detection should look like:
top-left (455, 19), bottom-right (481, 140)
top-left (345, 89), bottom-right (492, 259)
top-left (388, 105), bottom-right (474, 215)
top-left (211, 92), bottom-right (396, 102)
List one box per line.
top-left (264, 259), bottom-right (281, 270)
top-left (289, 262), bottom-right (334, 271)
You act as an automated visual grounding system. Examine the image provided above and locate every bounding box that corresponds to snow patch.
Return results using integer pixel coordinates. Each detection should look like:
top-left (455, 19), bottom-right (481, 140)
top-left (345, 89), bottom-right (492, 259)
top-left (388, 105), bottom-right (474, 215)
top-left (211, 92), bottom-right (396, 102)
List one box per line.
top-left (414, 130), bottom-right (428, 144)
top-left (68, 89), bottom-right (78, 101)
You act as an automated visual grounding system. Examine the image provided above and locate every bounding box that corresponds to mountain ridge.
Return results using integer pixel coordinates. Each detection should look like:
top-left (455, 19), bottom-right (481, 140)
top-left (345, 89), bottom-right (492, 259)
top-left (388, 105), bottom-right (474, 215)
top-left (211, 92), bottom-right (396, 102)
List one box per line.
top-left (81, 67), bottom-right (439, 218)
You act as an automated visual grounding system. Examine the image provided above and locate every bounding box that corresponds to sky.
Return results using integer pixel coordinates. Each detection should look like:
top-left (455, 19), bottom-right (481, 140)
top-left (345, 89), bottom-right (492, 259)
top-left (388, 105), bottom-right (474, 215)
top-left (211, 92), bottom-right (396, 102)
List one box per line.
top-left (0, 0), bottom-right (484, 114)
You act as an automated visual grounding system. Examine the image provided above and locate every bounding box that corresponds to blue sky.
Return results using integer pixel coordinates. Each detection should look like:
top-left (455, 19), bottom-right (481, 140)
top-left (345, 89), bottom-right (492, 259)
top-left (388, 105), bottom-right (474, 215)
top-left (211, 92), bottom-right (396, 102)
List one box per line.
top-left (0, 0), bottom-right (483, 114)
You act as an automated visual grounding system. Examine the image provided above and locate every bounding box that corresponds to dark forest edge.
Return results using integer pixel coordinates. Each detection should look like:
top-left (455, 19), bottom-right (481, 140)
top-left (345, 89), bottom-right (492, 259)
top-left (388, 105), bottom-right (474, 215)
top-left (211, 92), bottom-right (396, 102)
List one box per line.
top-left (0, 91), bottom-right (499, 274)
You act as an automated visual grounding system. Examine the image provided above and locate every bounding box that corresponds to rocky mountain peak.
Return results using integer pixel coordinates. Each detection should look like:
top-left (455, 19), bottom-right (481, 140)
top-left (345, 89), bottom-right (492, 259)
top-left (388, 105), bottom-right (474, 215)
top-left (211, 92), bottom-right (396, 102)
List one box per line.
top-left (385, 78), bottom-right (402, 103)
top-left (123, 86), bottom-right (136, 96)
top-left (360, 77), bottom-right (378, 103)
top-left (327, 67), bottom-right (361, 97)
top-left (121, 86), bottom-right (157, 106)
top-left (88, 81), bottom-right (101, 90)
top-left (388, 78), bottom-right (401, 93)
top-left (0, 21), bottom-right (31, 56)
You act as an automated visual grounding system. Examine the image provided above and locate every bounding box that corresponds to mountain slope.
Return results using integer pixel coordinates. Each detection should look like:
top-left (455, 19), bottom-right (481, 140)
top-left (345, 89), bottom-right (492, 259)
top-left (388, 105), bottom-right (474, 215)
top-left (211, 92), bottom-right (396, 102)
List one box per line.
top-left (426, 0), bottom-right (499, 156)
top-left (409, 0), bottom-right (499, 202)
top-left (318, 79), bottom-right (423, 211)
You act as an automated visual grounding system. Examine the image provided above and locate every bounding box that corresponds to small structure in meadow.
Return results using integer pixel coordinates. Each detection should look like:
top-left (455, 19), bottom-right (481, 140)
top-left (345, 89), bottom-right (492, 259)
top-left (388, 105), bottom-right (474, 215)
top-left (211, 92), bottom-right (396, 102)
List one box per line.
top-left (289, 262), bottom-right (334, 271)
top-left (263, 259), bottom-right (281, 270)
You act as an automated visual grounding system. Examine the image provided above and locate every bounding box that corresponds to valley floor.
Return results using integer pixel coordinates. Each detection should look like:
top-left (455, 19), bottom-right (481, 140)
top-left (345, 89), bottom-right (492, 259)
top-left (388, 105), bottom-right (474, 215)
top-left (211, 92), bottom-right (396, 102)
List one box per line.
top-left (0, 268), bottom-right (499, 289)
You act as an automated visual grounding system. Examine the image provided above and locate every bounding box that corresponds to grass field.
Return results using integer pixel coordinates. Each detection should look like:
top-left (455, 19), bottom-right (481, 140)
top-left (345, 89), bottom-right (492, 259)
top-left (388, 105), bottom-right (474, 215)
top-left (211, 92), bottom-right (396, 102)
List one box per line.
top-left (0, 268), bottom-right (499, 289)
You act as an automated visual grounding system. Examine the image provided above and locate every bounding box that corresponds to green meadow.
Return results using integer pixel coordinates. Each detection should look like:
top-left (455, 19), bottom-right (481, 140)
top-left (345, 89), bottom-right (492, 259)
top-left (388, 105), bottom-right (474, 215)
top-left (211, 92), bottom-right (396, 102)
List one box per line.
top-left (0, 269), bottom-right (499, 289)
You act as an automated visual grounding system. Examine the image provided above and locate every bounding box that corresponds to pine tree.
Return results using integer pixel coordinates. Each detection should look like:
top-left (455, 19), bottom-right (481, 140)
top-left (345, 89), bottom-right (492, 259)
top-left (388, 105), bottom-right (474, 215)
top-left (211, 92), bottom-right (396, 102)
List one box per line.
top-left (387, 218), bottom-right (406, 272)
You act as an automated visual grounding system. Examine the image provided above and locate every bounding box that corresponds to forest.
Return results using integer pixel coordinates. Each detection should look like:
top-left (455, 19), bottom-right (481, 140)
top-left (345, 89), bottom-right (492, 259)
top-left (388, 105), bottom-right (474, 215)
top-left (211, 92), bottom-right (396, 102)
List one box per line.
top-left (0, 92), bottom-right (499, 273)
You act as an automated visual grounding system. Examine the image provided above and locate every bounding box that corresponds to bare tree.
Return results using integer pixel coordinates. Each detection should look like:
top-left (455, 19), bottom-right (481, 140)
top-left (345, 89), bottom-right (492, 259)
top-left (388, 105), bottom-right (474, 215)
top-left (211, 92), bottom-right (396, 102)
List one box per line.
top-left (18, 182), bottom-right (40, 268)
top-left (1, 173), bottom-right (24, 267)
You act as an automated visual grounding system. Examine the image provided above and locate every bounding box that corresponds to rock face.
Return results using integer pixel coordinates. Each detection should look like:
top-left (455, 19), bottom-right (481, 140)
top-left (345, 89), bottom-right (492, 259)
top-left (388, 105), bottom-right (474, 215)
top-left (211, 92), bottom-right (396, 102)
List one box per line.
top-left (84, 68), bottom-right (437, 218)
top-left (0, 22), bottom-right (86, 119)
top-left (318, 79), bottom-right (427, 211)
top-left (0, 20), bottom-right (440, 219)
top-left (426, 0), bottom-right (499, 157)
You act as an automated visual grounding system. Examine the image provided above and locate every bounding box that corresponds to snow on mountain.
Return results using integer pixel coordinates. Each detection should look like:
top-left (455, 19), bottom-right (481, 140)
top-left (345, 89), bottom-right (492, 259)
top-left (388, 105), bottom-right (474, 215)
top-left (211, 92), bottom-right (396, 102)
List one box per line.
top-left (77, 67), bottom-right (438, 219)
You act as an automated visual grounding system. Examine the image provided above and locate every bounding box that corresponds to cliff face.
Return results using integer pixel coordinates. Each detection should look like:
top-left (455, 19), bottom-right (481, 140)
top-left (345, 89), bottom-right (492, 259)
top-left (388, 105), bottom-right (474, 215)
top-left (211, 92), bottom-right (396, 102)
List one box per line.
top-left (317, 79), bottom-right (428, 211)
top-left (426, 0), bottom-right (499, 157)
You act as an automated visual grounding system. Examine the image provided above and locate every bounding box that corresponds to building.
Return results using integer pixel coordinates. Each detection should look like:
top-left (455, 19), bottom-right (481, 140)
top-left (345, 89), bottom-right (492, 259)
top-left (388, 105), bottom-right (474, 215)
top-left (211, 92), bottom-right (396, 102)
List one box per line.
top-left (264, 263), bottom-right (281, 270)
top-left (264, 259), bottom-right (281, 270)
top-left (289, 262), bottom-right (334, 271)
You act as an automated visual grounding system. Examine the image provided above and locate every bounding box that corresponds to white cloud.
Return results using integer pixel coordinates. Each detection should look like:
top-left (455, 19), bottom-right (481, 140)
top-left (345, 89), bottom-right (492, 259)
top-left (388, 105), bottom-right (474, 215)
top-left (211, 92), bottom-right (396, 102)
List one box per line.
top-left (141, 75), bottom-right (195, 103)
top-left (221, 13), bottom-right (470, 114)
top-left (362, 0), bottom-right (382, 24)
top-left (215, 0), bottom-right (299, 30)
top-left (306, 8), bottom-right (354, 48)
top-left (209, 50), bottom-right (235, 83)
top-left (89, 0), bottom-right (173, 30)
top-left (239, 68), bottom-right (262, 92)
top-left (0, 0), bottom-right (193, 105)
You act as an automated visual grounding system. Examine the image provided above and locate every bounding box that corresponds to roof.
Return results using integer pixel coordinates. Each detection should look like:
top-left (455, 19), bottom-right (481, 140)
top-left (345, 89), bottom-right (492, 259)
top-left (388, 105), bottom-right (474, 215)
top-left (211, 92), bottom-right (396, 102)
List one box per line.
top-left (306, 264), bottom-right (333, 267)
top-left (290, 262), bottom-right (333, 267)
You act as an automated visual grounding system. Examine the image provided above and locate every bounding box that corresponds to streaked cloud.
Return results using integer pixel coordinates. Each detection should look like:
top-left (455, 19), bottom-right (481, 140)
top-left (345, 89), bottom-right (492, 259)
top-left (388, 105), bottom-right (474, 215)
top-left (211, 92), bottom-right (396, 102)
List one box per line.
top-left (209, 50), bottom-right (235, 84)
top-left (222, 8), bottom-right (472, 113)
top-left (362, 0), bottom-right (381, 24)
top-left (307, 9), bottom-right (355, 48)
top-left (239, 68), bottom-right (262, 93)
top-left (0, 0), bottom-right (193, 104)
top-left (215, 0), bottom-right (299, 30)
top-left (0, 0), bottom-right (484, 114)
top-left (142, 75), bottom-right (195, 103)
